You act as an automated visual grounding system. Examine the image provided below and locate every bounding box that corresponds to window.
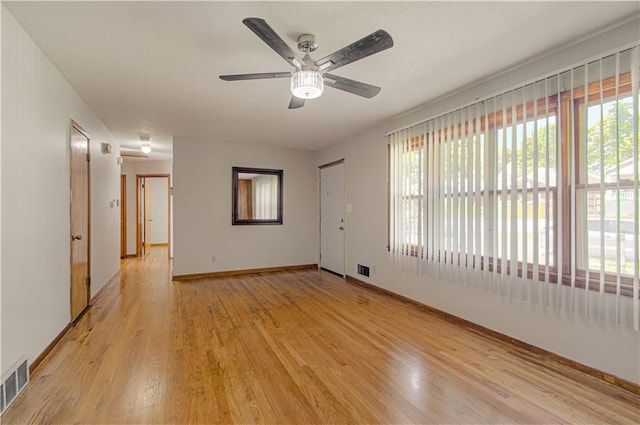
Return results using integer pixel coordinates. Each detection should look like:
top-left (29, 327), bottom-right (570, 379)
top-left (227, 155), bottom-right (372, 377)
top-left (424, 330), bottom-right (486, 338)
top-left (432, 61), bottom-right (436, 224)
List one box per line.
top-left (388, 45), bottom-right (639, 329)
top-left (390, 90), bottom-right (560, 276)
top-left (576, 92), bottom-right (638, 279)
top-left (493, 115), bottom-right (557, 270)
top-left (389, 133), bottom-right (425, 256)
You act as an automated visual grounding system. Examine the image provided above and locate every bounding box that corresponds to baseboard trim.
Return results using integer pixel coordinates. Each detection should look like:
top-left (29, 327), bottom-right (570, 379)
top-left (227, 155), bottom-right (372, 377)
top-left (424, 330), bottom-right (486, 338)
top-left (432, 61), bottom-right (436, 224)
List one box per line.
top-left (90, 269), bottom-right (121, 306)
top-left (29, 269), bottom-right (122, 376)
top-left (345, 274), bottom-right (640, 395)
top-left (28, 322), bottom-right (72, 375)
top-left (173, 264), bottom-right (318, 281)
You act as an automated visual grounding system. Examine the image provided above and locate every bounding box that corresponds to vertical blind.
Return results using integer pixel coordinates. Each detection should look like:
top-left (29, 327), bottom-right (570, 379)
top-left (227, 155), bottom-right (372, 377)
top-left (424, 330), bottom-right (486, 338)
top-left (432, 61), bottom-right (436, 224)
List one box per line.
top-left (253, 176), bottom-right (278, 219)
top-left (388, 45), bottom-right (639, 330)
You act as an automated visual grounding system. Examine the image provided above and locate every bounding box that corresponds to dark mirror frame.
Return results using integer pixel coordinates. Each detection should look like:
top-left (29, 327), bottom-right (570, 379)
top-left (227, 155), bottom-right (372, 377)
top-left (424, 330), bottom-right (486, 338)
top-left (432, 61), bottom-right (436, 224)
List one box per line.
top-left (232, 166), bottom-right (283, 225)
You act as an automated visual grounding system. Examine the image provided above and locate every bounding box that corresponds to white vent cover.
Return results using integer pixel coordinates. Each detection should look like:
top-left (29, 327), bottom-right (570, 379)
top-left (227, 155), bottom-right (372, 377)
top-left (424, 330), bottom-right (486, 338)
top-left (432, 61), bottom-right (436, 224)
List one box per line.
top-left (120, 148), bottom-right (148, 158)
top-left (1, 357), bottom-right (29, 415)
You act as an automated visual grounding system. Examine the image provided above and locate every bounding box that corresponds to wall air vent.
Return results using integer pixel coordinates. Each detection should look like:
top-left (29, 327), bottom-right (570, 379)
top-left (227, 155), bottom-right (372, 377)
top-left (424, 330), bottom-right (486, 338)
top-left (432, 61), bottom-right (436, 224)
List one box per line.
top-left (1, 357), bottom-right (29, 415)
top-left (357, 264), bottom-right (370, 277)
top-left (120, 148), bottom-right (148, 158)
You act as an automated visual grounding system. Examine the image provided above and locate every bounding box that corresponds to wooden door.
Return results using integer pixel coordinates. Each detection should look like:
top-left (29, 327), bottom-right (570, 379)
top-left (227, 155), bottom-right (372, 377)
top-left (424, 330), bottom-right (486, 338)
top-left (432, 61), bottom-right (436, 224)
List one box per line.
top-left (70, 123), bottom-right (90, 321)
top-left (120, 174), bottom-right (127, 258)
top-left (136, 176), bottom-right (142, 256)
top-left (320, 161), bottom-right (345, 276)
top-left (136, 176), bottom-right (148, 256)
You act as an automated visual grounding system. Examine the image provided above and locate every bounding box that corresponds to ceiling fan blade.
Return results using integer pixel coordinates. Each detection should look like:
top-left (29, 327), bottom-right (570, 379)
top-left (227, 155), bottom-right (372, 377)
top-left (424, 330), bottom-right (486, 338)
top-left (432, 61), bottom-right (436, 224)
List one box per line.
top-left (220, 72), bottom-right (291, 81)
top-left (243, 18), bottom-right (302, 68)
top-left (288, 96), bottom-right (305, 109)
top-left (314, 29), bottom-right (393, 73)
top-left (323, 74), bottom-right (381, 98)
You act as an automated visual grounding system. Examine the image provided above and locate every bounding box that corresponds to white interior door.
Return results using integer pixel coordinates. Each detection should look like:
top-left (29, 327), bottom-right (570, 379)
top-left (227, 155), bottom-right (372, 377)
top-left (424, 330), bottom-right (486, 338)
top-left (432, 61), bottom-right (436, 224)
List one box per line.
top-left (144, 178), bottom-right (152, 255)
top-left (320, 162), bottom-right (345, 275)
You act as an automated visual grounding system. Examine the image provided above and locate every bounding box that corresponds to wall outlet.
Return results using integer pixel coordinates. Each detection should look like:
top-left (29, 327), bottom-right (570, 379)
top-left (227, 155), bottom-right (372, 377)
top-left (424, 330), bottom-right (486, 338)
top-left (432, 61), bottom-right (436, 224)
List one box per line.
top-left (372, 266), bottom-right (376, 274)
top-left (211, 256), bottom-right (216, 262)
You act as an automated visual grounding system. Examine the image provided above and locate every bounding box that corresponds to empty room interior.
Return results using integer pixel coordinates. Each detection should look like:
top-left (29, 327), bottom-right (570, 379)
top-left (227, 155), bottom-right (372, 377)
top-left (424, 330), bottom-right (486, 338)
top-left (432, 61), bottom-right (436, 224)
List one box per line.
top-left (2, 1), bottom-right (640, 423)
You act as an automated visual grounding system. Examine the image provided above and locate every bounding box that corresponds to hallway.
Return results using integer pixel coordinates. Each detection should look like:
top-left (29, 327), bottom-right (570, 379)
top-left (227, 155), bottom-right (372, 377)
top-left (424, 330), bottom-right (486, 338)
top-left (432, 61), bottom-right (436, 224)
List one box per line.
top-left (2, 247), bottom-right (639, 424)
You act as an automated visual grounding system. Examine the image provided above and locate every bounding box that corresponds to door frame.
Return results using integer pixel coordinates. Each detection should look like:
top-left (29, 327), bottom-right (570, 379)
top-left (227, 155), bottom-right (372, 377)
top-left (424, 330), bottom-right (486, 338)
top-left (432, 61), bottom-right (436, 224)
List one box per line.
top-left (70, 120), bottom-right (91, 321)
top-left (120, 174), bottom-right (127, 258)
top-left (136, 174), bottom-right (171, 258)
top-left (319, 159), bottom-right (346, 277)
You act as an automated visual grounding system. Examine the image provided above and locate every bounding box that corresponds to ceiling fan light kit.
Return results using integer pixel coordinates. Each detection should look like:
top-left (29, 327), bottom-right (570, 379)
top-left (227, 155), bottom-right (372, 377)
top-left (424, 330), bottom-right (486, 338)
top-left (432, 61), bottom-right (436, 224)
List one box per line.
top-left (291, 70), bottom-right (323, 99)
top-left (219, 17), bottom-right (394, 109)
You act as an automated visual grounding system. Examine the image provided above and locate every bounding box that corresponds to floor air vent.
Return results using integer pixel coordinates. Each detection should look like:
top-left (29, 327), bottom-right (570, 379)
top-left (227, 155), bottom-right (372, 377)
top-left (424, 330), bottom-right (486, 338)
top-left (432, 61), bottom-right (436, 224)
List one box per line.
top-left (1, 357), bottom-right (28, 414)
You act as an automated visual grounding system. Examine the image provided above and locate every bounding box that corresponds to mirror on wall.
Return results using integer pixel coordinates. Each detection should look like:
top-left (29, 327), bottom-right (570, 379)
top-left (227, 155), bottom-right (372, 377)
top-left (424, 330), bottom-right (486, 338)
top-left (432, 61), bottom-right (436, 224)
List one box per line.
top-left (232, 167), bottom-right (283, 225)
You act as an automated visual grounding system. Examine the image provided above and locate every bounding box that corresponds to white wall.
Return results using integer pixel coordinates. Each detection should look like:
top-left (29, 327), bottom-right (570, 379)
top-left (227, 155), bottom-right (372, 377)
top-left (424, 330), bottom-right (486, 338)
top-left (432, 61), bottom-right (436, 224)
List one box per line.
top-left (148, 177), bottom-right (169, 244)
top-left (172, 138), bottom-right (316, 276)
top-left (317, 18), bottom-right (640, 384)
top-left (1, 6), bottom-right (121, 375)
top-left (120, 159), bottom-right (172, 256)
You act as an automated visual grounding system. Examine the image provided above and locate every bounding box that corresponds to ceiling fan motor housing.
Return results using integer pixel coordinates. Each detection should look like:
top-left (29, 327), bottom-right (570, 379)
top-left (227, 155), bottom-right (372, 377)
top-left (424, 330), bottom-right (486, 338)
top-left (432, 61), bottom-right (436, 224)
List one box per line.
top-left (297, 34), bottom-right (318, 53)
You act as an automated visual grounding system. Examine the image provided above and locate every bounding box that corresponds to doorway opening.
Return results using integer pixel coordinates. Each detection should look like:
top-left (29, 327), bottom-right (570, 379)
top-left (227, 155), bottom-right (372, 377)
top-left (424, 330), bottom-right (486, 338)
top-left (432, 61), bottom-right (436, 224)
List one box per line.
top-left (120, 174), bottom-right (127, 258)
top-left (136, 174), bottom-right (171, 258)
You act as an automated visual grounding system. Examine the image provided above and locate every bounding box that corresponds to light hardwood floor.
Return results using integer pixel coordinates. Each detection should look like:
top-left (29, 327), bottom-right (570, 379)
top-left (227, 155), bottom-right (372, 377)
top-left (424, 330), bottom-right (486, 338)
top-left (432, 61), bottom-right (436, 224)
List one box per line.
top-left (3, 247), bottom-right (639, 424)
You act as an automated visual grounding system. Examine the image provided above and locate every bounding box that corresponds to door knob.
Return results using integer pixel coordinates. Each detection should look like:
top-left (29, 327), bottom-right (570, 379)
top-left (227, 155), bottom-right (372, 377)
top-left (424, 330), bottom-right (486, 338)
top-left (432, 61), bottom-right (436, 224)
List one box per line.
top-left (338, 226), bottom-right (344, 230)
top-left (71, 235), bottom-right (82, 241)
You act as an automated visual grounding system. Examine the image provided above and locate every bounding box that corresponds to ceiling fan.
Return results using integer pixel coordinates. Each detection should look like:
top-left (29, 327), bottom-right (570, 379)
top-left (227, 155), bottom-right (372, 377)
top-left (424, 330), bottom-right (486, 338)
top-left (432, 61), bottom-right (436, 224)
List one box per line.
top-left (219, 18), bottom-right (394, 109)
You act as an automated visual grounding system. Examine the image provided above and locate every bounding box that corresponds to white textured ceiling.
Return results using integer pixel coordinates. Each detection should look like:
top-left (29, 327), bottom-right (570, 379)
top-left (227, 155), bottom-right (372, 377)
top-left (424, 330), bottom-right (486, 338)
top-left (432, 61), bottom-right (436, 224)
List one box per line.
top-left (4, 1), bottom-right (640, 154)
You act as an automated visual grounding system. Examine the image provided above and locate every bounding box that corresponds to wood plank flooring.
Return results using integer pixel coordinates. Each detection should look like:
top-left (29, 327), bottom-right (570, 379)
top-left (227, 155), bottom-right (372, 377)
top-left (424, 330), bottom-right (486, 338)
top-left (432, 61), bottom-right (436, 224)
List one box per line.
top-left (3, 247), bottom-right (639, 424)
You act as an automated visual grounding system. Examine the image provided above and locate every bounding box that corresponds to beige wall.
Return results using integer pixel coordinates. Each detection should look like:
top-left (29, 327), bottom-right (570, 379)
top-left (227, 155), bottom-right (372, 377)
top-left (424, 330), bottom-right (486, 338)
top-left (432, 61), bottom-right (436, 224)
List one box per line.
top-left (1, 6), bottom-right (121, 375)
top-left (172, 138), bottom-right (316, 276)
top-left (316, 18), bottom-right (640, 384)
